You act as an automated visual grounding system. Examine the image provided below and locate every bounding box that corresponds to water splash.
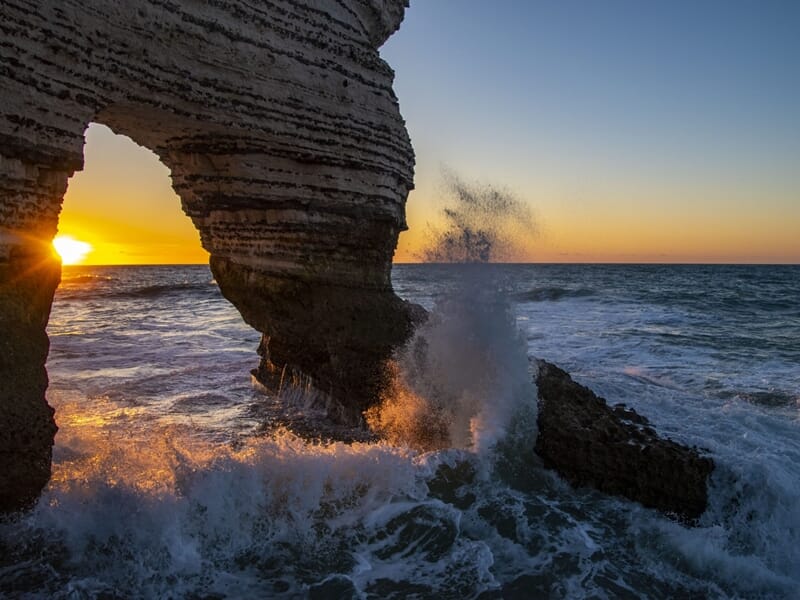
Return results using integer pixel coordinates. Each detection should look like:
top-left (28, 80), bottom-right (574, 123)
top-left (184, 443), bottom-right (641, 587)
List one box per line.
top-left (371, 172), bottom-right (538, 452)
top-left (3, 406), bottom-right (428, 598)
top-left (368, 279), bottom-right (537, 453)
top-left (420, 169), bottom-right (534, 264)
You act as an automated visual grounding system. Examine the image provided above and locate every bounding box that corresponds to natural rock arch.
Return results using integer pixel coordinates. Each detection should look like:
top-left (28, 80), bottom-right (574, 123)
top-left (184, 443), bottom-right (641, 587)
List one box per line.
top-left (0, 0), bottom-right (417, 512)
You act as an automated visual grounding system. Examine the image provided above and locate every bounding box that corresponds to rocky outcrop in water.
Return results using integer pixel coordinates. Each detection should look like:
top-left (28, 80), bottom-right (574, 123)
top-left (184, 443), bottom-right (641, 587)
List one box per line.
top-left (0, 0), bottom-right (414, 512)
top-left (534, 360), bottom-right (714, 522)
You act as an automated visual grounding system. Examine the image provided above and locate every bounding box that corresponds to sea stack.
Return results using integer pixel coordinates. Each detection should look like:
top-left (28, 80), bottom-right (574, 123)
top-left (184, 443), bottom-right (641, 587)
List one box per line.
top-left (0, 0), bottom-right (415, 512)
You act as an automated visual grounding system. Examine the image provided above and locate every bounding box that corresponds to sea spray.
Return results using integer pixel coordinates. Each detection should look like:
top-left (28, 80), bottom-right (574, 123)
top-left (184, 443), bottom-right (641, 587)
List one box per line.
top-left (421, 169), bottom-right (535, 264)
top-left (369, 173), bottom-right (538, 453)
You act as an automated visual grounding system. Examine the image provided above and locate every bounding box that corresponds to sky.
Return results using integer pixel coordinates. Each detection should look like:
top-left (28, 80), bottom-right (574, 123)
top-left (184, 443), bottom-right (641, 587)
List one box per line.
top-left (58, 0), bottom-right (800, 265)
top-left (58, 126), bottom-right (208, 265)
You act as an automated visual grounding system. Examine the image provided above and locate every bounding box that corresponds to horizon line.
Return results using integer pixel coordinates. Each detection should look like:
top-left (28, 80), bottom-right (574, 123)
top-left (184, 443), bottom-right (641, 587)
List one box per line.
top-left (64, 261), bottom-right (800, 267)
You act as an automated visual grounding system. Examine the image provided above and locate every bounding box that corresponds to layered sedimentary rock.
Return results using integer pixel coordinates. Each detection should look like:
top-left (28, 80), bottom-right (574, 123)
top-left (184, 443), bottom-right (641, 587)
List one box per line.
top-left (0, 0), bottom-right (415, 512)
top-left (534, 360), bottom-right (714, 522)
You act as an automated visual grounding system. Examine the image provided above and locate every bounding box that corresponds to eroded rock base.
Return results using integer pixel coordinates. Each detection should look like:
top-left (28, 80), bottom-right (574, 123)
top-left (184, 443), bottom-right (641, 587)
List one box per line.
top-left (212, 257), bottom-right (426, 424)
top-left (534, 360), bottom-right (714, 522)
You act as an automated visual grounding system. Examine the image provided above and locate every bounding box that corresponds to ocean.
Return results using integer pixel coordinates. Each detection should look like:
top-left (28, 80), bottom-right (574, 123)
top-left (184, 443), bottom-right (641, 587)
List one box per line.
top-left (1, 263), bottom-right (798, 598)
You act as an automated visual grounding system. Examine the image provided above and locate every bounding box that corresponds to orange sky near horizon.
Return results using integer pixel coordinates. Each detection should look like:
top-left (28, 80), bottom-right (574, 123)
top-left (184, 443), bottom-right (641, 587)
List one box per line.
top-left (58, 125), bottom-right (209, 266)
top-left (394, 165), bottom-right (800, 264)
top-left (57, 124), bottom-right (800, 267)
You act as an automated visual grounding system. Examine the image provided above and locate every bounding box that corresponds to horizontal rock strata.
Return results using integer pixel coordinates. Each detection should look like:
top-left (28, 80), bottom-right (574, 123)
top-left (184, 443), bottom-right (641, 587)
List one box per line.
top-left (534, 360), bottom-right (714, 522)
top-left (0, 0), bottom-right (413, 512)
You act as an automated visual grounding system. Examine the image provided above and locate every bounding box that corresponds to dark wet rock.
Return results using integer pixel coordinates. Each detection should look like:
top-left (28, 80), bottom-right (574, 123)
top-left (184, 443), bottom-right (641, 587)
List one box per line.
top-left (733, 389), bottom-right (798, 408)
top-left (236, 269), bottom-right (425, 426)
top-left (533, 360), bottom-right (714, 522)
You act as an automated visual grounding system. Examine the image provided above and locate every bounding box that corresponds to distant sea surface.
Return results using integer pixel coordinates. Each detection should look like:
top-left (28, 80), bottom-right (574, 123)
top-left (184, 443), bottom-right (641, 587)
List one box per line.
top-left (1, 264), bottom-right (799, 598)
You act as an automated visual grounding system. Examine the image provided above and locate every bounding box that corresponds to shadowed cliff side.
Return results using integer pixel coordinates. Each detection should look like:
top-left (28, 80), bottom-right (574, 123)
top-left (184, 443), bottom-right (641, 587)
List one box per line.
top-left (0, 0), bottom-right (414, 512)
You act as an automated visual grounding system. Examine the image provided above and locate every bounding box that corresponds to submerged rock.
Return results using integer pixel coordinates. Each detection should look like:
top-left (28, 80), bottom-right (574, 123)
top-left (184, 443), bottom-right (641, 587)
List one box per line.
top-left (533, 360), bottom-right (714, 522)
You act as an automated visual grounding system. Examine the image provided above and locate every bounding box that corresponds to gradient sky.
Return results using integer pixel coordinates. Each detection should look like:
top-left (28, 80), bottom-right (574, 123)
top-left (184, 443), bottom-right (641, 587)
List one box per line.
top-left (59, 0), bottom-right (800, 264)
top-left (59, 125), bottom-right (207, 265)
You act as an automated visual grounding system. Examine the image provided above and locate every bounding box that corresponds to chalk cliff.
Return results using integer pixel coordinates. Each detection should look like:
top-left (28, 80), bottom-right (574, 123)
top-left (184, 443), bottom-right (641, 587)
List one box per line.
top-left (0, 0), bottom-right (414, 512)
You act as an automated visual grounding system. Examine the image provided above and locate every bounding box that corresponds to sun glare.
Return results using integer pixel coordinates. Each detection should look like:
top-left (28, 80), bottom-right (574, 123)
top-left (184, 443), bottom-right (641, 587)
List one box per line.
top-left (53, 236), bottom-right (92, 265)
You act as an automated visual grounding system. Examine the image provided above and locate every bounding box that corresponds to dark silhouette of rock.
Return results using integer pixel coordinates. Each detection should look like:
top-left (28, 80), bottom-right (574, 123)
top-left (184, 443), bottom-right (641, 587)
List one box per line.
top-left (534, 360), bottom-right (714, 522)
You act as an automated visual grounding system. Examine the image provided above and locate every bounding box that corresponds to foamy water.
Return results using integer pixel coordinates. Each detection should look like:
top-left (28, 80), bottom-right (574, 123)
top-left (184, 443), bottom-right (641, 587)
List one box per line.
top-left (1, 264), bottom-right (799, 598)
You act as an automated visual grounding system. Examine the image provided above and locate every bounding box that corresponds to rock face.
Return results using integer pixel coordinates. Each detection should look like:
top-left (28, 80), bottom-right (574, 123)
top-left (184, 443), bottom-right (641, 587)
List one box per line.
top-left (534, 360), bottom-right (714, 522)
top-left (0, 0), bottom-right (415, 512)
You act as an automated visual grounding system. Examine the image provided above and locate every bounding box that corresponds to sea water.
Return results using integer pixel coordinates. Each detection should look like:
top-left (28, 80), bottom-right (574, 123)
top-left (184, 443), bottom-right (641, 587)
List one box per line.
top-left (1, 263), bottom-right (798, 598)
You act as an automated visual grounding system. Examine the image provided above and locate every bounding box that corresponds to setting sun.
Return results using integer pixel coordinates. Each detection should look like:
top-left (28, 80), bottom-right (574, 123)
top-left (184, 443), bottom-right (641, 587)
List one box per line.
top-left (53, 235), bottom-right (92, 265)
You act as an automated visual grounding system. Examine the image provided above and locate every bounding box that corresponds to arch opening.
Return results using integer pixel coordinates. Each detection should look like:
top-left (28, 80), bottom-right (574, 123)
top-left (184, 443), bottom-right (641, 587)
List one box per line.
top-left (46, 123), bottom-right (263, 487)
top-left (57, 123), bottom-right (209, 266)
